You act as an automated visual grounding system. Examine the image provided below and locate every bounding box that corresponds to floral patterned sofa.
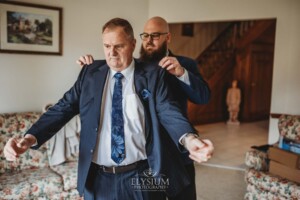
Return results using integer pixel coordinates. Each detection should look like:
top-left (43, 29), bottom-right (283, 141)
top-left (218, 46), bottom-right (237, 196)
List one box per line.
top-left (0, 112), bottom-right (81, 200)
top-left (244, 115), bottom-right (300, 200)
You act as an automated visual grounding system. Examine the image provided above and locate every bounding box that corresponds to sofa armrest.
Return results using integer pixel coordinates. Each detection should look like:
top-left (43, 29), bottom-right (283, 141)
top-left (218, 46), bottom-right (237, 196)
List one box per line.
top-left (245, 149), bottom-right (269, 171)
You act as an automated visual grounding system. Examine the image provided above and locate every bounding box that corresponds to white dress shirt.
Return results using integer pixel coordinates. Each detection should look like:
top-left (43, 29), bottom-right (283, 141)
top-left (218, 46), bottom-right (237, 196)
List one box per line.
top-left (92, 60), bottom-right (147, 166)
top-left (177, 68), bottom-right (191, 86)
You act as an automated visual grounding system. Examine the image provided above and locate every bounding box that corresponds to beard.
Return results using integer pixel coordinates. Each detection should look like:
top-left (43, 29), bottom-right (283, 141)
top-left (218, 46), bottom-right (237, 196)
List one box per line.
top-left (139, 41), bottom-right (168, 63)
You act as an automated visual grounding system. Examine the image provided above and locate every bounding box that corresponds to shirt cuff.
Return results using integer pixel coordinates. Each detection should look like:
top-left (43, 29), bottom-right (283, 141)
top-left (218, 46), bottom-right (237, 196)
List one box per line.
top-left (25, 134), bottom-right (38, 147)
top-left (176, 68), bottom-right (191, 86)
top-left (179, 133), bottom-right (199, 147)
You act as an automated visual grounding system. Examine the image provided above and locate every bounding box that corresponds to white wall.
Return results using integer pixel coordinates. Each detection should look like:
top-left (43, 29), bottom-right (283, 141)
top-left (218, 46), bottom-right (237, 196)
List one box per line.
top-left (1, 0), bottom-right (299, 143)
top-left (0, 0), bottom-right (148, 113)
top-left (149, 0), bottom-right (300, 144)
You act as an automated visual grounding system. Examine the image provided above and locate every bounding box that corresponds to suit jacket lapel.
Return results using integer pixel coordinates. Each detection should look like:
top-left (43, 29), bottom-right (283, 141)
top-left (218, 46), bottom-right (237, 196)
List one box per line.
top-left (134, 60), bottom-right (148, 101)
top-left (92, 64), bottom-right (109, 124)
top-left (134, 60), bottom-right (152, 145)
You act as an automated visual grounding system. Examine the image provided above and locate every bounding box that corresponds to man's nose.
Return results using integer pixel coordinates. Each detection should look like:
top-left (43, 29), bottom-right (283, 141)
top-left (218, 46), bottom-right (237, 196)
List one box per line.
top-left (110, 47), bottom-right (117, 56)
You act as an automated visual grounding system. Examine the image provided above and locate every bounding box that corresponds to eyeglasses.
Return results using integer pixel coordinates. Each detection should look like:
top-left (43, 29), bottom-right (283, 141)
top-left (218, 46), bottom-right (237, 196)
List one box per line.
top-left (139, 32), bottom-right (168, 41)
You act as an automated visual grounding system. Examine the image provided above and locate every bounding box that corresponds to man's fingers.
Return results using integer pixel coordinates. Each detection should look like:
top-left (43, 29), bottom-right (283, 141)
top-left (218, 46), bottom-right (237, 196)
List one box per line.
top-left (202, 139), bottom-right (213, 147)
top-left (4, 148), bottom-right (17, 160)
top-left (4, 146), bottom-right (17, 156)
top-left (197, 139), bottom-right (214, 152)
top-left (190, 148), bottom-right (209, 157)
top-left (5, 152), bottom-right (17, 161)
top-left (76, 55), bottom-right (94, 67)
top-left (15, 138), bottom-right (30, 155)
top-left (159, 57), bottom-right (175, 68)
top-left (158, 57), bottom-right (168, 66)
top-left (84, 55), bottom-right (94, 64)
top-left (189, 154), bottom-right (208, 163)
top-left (189, 154), bottom-right (201, 163)
top-left (17, 138), bottom-right (29, 149)
top-left (166, 65), bottom-right (175, 71)
top-left (190, 151), bottom-right (211, 163)
top-left (4, 137), bottom-right (29, 161)
top-left (4, 138), bottom-right (18, 160)
top-left (76, 60), bottom-right (84, 67)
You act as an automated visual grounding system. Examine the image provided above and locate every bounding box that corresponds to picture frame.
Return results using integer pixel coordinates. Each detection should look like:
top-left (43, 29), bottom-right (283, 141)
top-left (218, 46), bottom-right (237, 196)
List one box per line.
top-left (182, 23), bottom-right (194, 37)
top-left (0, 1), bottom-right (62, 55)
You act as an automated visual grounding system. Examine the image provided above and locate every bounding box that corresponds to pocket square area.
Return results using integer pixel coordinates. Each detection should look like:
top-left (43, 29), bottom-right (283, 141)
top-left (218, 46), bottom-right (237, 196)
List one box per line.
top-left (141, 89), bottom-right (151, 100)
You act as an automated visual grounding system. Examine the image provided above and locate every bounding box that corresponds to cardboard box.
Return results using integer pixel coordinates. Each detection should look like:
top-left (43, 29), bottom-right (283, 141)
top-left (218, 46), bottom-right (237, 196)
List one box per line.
top-left (268, 146), bottom-right (300, 169)
top-left (269, 161), bottom-right (300, 183)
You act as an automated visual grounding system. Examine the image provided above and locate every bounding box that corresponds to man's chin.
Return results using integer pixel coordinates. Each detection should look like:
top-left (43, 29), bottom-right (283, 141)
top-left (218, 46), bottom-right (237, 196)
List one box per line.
top-left (146, 47), bottom-right (156, 52)
top-left (107, 61), bottom-right (119, 68)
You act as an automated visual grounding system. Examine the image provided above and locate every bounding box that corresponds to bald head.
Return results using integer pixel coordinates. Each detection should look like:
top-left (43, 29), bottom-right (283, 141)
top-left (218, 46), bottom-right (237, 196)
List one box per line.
top-left (144, 16), bottom-right (169, 33)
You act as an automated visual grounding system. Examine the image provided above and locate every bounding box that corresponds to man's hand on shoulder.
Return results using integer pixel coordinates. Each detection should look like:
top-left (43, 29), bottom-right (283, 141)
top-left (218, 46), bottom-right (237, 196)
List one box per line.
top-left (76, 54), bottom-right (94, 67)
top-left (159, 56), bottom-right (185, 77)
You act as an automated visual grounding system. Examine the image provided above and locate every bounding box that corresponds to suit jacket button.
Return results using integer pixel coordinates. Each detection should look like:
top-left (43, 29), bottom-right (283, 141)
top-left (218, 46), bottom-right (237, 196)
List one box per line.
top-left (90, 149), bottom-right (93, 153)
top-left (95, 128), bottom-right (98, 132)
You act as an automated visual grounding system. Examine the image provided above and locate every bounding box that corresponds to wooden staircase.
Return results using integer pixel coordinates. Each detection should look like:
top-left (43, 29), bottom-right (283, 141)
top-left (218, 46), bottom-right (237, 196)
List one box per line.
top-left (188, 19), bottom-right (276, 124)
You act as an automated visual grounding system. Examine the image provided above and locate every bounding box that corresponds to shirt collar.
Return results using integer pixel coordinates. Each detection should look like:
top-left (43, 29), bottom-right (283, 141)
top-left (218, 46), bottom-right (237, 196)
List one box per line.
top-left (109, 59), bottom-right (135, 81)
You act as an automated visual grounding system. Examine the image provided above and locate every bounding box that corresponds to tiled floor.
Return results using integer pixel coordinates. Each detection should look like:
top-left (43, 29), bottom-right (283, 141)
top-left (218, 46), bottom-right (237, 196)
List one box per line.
top-left (194, 120), bottom-right (269, 170)
top-left (193, 120), bottom-right (269, 199)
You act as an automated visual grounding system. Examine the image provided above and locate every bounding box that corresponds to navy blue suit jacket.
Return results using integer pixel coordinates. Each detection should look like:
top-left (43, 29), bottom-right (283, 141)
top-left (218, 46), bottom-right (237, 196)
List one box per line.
top-left (165, 52), bottom-right (210, 164)
top-left (167, 51), bottom-right (210, 115)
top-left (26, 59), bottom-right (197, 197)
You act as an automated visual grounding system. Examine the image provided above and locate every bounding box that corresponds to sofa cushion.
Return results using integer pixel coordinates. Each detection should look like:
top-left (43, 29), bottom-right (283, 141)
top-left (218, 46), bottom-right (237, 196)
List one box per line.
top-left (245, 169), bottom-right (300, 199)
top-left (0, 112), bottom-right (49, 174)
top-left (278, 115), bottom-right (300, 142)
top-left (50, 161), bottom-right (78, 191)
top-left (0, 167), bottom-right (63, 198)
top-left (0, 181), bottom-right (30, 199)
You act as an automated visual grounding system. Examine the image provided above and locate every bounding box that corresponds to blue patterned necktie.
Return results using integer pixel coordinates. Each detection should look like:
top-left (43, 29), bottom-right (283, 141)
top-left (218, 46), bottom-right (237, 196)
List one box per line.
top-left (111, 72), bottom-right (125, 164)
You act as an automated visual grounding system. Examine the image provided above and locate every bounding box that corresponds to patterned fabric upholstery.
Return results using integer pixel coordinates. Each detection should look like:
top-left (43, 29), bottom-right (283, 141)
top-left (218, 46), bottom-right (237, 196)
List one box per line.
top-left (278, 114), bottom-right (300, 142)
top-left (50, 161), bottom-right (78, 191)
top-left (245, 149), bottom-right (268, 171)
top-left (245, 183), bottom-right (288, 200)
top-left (0, 168), bottom-right (63, 198)
top-left (245, 169), bottom-right (300, 199)
top-left (0, 112), bottom-right (49, 174)
top-left (0, 112), bottom-right (81, 199)
top-left (244, 114), bottom-right (300, 200)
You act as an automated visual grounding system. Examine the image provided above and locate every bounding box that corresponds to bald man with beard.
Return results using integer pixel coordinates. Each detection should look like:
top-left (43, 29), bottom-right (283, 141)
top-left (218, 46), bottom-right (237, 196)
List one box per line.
top-left (77, 17), bottom-right (211, 200)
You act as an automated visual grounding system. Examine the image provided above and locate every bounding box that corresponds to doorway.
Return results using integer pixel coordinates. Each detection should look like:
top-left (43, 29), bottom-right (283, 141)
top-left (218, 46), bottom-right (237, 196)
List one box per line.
top-left (169, 19), bottom-right (276, 124)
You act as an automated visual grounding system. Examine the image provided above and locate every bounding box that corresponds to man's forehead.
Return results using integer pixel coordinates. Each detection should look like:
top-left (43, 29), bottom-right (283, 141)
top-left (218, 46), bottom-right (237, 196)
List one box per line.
top-left (102, 33), bottom-right (129, 45)
top-left (144, 20), bottom-right (167, 33)
top-left (143, 27), bottom-right (164, 33)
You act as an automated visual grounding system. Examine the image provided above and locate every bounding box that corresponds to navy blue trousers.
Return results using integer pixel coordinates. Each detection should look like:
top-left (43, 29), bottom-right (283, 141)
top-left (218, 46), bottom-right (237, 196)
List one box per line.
top-left (84, 162), bottom-right (166, 200)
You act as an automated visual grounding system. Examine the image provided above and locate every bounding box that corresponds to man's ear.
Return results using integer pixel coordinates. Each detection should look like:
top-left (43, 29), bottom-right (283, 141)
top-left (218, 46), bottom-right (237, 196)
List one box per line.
top-left (132, 38), bottom-right (137, 50)
top-left (166, 32), bottom-right (171, 44)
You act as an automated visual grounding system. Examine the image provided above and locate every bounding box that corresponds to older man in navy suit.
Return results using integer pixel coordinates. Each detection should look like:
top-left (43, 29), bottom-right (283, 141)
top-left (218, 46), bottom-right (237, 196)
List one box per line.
top-left (4, 18), bottom-right (213, 200)
top-left (78, 17), bottom-right (210, 200)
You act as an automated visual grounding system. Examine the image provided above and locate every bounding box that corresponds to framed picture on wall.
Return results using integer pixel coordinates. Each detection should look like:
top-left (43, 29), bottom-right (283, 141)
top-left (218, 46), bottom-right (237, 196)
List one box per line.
top-left (181, 23), bottom-right (194, 37)
top-left (0, 1), bottom-right (62, 55)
